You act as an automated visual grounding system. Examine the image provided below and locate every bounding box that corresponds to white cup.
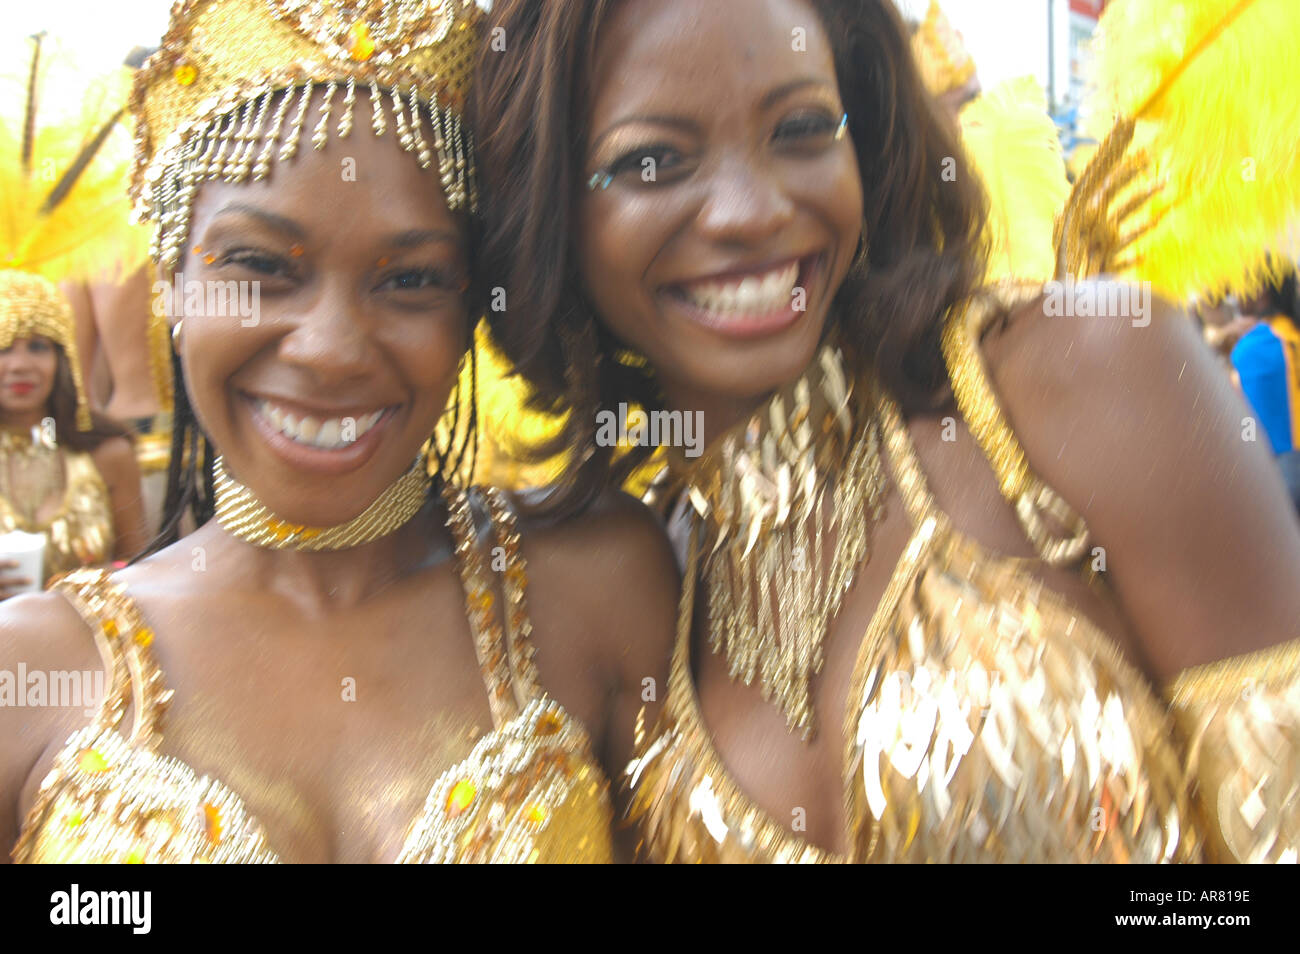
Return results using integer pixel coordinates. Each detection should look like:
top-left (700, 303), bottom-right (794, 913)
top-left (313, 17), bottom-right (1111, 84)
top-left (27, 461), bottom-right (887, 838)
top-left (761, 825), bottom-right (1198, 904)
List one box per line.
top-left (0, 530), bottom-right (46, 595)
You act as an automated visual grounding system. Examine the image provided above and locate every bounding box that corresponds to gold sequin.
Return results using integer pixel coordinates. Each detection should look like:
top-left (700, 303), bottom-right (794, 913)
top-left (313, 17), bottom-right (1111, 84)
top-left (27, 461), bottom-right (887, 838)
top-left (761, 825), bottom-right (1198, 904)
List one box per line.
top-left (446, 779), bottom-right (476, 816)
top-left (0, 447), bottom-right (113, 585)
top-left (14, 488), bottom-right (614, 864)
top-left (625, 390), bottom-right (1207, 863)
top-left (128, 0), bottom-right (483, 270)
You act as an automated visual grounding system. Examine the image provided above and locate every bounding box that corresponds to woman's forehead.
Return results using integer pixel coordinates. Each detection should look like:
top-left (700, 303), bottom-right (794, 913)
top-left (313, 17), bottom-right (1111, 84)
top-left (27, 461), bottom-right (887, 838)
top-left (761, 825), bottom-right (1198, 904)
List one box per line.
top-left (587, 0), bottom-right (838, 117)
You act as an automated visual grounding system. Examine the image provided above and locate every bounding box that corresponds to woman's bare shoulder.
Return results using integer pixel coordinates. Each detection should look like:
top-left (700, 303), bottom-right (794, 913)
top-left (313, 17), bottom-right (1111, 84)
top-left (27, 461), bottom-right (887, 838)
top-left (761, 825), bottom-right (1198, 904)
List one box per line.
top-left (509, 486), bottom-right (680, 673)
top-left (0, 588), bottom-right (104, 852)
top-left (977, 281), bottom-right (1300, 678)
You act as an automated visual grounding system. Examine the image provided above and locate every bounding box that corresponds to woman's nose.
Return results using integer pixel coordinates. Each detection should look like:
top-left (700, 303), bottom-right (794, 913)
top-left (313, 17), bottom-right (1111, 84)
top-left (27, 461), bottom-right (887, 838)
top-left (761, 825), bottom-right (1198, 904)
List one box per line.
top-left (275, 289), bottom-right (379, 384)
top-left (694, 154), bottom-right (796, 246)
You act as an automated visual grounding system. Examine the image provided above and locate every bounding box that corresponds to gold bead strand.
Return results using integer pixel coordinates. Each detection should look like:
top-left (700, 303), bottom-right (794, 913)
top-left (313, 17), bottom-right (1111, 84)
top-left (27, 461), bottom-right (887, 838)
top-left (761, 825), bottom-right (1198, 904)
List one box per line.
top-left (279, 81), bottom-right (314, 163)
top-left (221, 100), bottom-right (255, 181)
top-left (202, 111), bottom-right (236, 180)
top-left (337, 77), bottom-right (356, 139)
top-left (451, 114), bottom-right (467, 208)
top-left (254, 88), bottom-right (295, 180)
top-left (311, 80), bottom-right (337, 150)
top-left (368, 81), bottom-right (387, 136)
top-left (406, 87), bottom-right (431, 169)
top-left (390, 86), bottom-right (412, 153)
top-left (234, 91), bottom-right (273, 181)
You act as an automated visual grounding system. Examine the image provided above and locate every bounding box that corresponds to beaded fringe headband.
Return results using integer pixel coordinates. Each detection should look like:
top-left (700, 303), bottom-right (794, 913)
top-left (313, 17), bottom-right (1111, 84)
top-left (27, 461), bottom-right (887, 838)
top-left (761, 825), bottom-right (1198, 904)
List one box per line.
top-left (130, 0), bottom-right (483, 269)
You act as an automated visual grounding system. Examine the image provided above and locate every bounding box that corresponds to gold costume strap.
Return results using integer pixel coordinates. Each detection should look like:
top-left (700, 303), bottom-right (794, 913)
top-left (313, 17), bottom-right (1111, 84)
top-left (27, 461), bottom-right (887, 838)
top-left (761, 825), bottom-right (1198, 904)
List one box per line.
top-left (1164, 638), bottom-right (1300, 864)
top-left (481, 488), bottom-right (542, 704)
top-left (875, 391), bottom-right (943, 532)
top-left (1168, 638), bottom-right (1300, 708)
top-left (940, 289), bottom-right (1092, 567)
top-left (443, 487), bottom-right (539, 729)
top-left (52, 569), bottom-right (172, 750)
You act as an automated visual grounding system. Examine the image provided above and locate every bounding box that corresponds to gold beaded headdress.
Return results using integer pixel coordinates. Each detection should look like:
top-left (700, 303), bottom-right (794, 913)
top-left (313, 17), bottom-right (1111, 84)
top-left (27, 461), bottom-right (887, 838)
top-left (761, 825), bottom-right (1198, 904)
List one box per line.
top-left (130, 0), bottom-right (484, 269)
top-left (1, 35), bottom-right (145, 431)
top-left (910, 0), bottom-right (976, 97)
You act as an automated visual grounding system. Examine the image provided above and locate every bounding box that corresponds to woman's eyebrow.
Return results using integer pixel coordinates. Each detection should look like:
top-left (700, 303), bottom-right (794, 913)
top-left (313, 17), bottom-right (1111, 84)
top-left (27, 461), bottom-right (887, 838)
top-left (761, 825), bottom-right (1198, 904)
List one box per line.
top-left (387, 228), bottom-right (463, 250)
top-left (589, 115), bottom-right (699, 155)
top-left (760, 77), bottom-right (834, 110)
top-left (210, 203), bottom-right (305, 238)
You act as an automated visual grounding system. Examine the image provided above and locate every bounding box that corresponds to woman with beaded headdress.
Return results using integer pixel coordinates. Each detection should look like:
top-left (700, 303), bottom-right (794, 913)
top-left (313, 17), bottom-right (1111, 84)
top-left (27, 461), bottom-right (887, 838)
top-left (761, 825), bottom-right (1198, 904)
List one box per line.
top-left (0, 35), bottom-right (150, 598)
top-left (0, 0), bottom-right (675, 863)
top-left (474, 0), bottom-right (1300, 862)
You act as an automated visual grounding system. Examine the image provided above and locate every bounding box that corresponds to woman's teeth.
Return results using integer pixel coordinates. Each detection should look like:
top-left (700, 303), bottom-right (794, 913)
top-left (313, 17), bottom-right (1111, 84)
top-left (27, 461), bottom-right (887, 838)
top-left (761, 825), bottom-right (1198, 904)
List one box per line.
top-left (680, 260), bottom-right (800, 316)
top-left (256, 399), bottom-right (385, 450)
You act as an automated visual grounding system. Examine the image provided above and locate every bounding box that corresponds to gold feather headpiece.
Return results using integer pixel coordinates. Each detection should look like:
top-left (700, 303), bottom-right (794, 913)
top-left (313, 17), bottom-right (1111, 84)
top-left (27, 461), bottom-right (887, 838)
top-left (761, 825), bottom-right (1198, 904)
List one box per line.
top-left (130, 0), bottom-right (483, 270)
top-left (911, 0), bottom-right (976, 97)
top-left (1, 35), bottom-right (145, 431)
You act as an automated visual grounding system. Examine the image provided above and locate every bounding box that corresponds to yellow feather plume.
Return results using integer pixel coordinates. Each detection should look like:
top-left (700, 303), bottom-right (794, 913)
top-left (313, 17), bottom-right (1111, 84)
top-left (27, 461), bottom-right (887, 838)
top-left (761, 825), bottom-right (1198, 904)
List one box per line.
top-left (959, 77), bottom-right (1071, 285)
top-left (0, 37), bottom-right (149, 285)
top-left (1087, 0), bottom-right (1300, 300)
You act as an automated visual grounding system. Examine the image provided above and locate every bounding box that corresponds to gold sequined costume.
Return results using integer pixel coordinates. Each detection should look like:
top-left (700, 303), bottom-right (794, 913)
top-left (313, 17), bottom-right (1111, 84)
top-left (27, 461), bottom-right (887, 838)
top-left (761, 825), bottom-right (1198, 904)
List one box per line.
top-left (0, 442), bottom-right (113, 582)
top-left (626, 289), bottom-right (1300, 864)
top-left (10, 0), bottom-right (618, 866)
top-left (627, 0), bottom-right (1300, 865)
top-left (14, 488), bottom-right (612, 863)
top-left (1, 37), bottom-right (133, 582)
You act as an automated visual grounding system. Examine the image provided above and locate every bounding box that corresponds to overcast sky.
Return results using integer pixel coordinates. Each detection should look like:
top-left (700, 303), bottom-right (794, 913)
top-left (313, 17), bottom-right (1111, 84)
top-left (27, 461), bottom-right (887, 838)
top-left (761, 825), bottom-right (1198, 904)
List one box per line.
top-left (13, 0), bottom-right (1058, 103)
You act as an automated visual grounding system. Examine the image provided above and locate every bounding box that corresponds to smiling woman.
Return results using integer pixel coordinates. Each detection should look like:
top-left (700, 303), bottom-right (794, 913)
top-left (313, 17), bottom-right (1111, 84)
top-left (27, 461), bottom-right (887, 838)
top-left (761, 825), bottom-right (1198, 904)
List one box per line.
top-left (0, 0), bottom-right (677, 865)
top-left (0, 37), bottom-right (151, 597)
top-left (475, 0), bottom-right (1300, 863)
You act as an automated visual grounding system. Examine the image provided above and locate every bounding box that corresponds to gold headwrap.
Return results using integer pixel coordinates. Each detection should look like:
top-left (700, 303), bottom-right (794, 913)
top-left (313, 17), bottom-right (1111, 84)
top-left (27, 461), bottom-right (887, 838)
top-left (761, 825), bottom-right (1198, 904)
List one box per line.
top-left (1, 36), bottom-right (144, 432)
top-left (130, 0), bottom-right (483, 269)
top-left (911, 0), bottom-right (976, 97)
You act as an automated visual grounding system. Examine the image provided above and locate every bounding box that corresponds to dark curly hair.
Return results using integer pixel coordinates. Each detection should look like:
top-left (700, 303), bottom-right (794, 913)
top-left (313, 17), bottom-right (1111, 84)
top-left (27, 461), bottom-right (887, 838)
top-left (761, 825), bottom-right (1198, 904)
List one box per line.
top-left (472, 0), bottom-right (989, 517)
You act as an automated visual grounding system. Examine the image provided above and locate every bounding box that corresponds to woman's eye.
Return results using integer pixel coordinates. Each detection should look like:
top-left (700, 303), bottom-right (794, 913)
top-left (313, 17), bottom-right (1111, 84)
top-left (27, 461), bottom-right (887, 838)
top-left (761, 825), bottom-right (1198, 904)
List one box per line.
top-left (773, 112), bottom-right (841, 144)
top-left (607, 144), bottom-right (687, 181)
top-left (376, 268), bottom-right (462, 293)
top-left (215, 250), bottom-right (291, 278)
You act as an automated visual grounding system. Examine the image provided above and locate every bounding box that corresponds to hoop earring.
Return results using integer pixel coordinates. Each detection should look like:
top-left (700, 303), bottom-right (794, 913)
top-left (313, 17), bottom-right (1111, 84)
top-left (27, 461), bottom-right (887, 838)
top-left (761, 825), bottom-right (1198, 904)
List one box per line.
top-left (171, 319), bottom-right (184, 353)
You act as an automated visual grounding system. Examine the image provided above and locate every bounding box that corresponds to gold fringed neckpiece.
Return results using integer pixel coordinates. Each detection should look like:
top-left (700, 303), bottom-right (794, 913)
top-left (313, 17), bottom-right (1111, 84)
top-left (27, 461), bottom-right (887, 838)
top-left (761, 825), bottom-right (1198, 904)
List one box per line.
top-left (679, 343), bottom-right (888, 738)
top-left (213, 455), bottom-right (431, 550)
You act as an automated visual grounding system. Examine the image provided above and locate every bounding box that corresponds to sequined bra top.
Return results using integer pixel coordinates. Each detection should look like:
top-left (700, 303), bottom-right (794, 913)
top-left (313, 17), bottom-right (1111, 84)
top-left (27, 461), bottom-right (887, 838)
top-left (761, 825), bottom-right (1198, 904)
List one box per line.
top-left (14, 487), bottom-right (613, 863)
top-left (625, 391), bottom-right (1300, 863)
top-left (0, 447), bottom-right (113, 583)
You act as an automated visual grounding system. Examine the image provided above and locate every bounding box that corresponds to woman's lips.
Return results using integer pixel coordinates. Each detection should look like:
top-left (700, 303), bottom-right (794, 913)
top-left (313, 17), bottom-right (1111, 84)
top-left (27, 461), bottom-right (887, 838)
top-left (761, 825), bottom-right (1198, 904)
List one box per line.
top-left (6, 382), bottom-right (36, 396)
top-left (661, 254), bottom-right (824, 339)
top-left (243, 393), bottom-right (400, 476)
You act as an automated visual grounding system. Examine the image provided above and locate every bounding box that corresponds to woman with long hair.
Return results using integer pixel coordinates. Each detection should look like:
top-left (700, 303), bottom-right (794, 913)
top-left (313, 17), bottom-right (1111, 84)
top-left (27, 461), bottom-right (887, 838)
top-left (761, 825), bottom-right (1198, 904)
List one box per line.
top-left (474, 0), bottom-right (1300, 862)
top-left (1, 0), bottom-right (674, 864)
top-left (0, 34), bottom-right (149, 597)
top-left (0, 306), bottom-right (148, 596)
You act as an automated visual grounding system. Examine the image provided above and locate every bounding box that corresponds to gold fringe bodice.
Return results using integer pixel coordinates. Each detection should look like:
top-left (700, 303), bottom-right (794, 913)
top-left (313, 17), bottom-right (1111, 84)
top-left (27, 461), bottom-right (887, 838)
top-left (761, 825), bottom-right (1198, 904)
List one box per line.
top-left (625, 391), bottom-right (1300, 863)
top-left (14, 487), bottom-right (612, 864)
top-left (0, 446), bottom-right (113, 584)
